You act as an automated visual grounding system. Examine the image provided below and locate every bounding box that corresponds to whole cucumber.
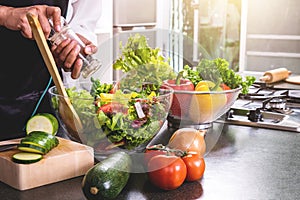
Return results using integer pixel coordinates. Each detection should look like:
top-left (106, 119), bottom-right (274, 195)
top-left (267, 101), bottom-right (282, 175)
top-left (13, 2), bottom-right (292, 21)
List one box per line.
top-left (82, 151), bottom-right (131, 199)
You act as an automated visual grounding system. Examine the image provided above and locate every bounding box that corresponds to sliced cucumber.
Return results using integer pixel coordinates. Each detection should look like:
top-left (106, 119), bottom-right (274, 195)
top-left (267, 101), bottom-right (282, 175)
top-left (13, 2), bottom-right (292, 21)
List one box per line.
top-left (26, 113), bottom-right (59, 135)
top-left (12, 152), bottom-right (43, 164)
top-left (20, 138), bottom-right (51, 152)
top-left (18, 131), bottom-right (59, 155)
top-left (18, 143), bottom-right (47, 155)
top-left (27, 131), bottom-right (59, 148)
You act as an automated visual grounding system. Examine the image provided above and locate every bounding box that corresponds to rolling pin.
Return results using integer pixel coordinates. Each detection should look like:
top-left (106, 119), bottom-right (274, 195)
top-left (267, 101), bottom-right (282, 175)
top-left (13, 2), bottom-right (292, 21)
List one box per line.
top-left (259, 68), bottom-right (291, 83)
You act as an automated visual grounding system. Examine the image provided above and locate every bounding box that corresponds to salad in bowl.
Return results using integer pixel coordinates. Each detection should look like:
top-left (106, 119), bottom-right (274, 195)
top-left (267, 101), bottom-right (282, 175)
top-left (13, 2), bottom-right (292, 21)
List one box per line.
top-left (164, 58), bottom-right (255, 128)
top-left (48, 78), bottom-right (173, 156)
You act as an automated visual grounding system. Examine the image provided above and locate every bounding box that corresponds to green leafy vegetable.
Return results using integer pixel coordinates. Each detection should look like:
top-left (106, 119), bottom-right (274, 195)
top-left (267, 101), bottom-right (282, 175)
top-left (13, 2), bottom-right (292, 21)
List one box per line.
top-left (181, 58), bottom-right (255, 94)
top-left (52, 79), bottom-right (169, 150)
top-left (90, 77), bottom-right (114, 97)
top-left (113, 33), bottom-right (176, 90)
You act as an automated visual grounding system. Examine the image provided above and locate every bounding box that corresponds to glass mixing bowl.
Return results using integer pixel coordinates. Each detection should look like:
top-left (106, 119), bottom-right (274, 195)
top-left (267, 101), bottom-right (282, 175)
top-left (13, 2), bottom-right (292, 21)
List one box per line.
top-left (48, 80), bottom-right (173, 158)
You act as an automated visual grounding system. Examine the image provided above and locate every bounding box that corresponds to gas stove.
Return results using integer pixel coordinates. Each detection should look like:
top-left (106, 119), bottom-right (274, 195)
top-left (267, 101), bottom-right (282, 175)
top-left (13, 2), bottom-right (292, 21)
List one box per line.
top-left (217, 83), bottom-right (300, 132)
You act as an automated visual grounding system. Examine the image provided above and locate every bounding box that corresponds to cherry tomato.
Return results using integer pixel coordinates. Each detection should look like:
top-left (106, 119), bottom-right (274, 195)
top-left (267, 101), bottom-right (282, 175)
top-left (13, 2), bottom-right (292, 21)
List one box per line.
top-left (109, 82), bottom-right (120, 94)
top-left (147, 155), bottom-right (187, 190)
top-left (97, 102), bottom-right (127, 115)
top-left (182, 153), bottom-right (205, 181)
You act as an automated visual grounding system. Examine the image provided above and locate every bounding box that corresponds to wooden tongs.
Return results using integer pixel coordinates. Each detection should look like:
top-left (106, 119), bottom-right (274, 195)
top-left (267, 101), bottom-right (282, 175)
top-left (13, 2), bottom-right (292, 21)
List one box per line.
top-left (26, 13), bottom-right (84, 143)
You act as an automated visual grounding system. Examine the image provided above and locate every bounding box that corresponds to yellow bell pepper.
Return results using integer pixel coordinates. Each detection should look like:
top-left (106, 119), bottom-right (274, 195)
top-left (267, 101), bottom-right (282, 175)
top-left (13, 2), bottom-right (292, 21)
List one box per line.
top-left (100, 93), bottom-right (114, 102)
top-left (100, 92), bottom-right (131, 104)
top-left (189, 81), bottom-right (227, 123)
top-left (147, 91), bottom-right (157, 100)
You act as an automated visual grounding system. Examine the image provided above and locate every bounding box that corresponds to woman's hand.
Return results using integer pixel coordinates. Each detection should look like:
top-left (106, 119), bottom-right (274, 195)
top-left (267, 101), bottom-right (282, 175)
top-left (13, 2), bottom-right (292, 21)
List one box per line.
top-left (50, 34), bottom-right (98, 79)
top-left (0, 5), bottom-right (61, 39)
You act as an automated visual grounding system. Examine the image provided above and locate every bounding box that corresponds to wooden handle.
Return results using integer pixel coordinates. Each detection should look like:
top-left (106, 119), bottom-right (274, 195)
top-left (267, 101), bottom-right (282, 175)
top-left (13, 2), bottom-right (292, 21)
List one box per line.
top-left (259, 75), bottom-right (271, 82)
top-left (27, 13), bottom-right (84, 143)
top-left (26, 13), bottom-right (67, 97)
top-left (259, 68), bottom-right (291, 83)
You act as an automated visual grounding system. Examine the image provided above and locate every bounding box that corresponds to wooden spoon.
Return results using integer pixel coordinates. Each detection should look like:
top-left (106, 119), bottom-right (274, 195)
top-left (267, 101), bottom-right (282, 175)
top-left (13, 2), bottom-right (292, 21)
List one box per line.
top-left (26, 13), bottom-right (84, 143)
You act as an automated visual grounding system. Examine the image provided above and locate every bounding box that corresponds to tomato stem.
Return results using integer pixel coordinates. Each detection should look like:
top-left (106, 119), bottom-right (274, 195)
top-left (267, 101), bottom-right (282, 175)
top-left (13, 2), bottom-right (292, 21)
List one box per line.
top-left (146, 144), bottom-right (169, 151)
top-left (169, 148), bottom-right (187, 157)
top-left (146, 144), bottom-right (188, 157)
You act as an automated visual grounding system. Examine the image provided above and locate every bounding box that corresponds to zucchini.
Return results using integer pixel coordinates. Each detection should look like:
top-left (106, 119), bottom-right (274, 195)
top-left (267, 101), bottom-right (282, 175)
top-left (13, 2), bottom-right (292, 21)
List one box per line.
top-left (17, 143), bottom-right (47, 154)
top-left (21, 138), bottom-right (51, 152)
top-left (27, 131), bottom-right (59, 148)
top-left (82, 152), bottom-right (132, 199)
top-left (12, 131), bottom-right (60, 164)
top-left (12, 152), bottom-right (43, 164)
top-left (18, 131), bottom-right (59, 155)
top-left (26, 113), bottom-right (59, 135)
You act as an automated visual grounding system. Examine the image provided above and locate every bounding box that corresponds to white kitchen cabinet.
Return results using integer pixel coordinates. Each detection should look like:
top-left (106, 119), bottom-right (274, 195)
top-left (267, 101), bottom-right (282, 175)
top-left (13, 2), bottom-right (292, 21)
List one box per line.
top-left (113, 0), bottom-right (157, 29)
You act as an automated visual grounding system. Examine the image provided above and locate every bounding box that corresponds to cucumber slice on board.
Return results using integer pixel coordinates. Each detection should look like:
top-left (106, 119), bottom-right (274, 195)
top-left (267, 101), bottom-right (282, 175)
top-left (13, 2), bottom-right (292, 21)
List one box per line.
top-left (26, 131), bottom-right (59, 147)
top-left (26, 113), bottom-right (59, 135)
top-left (17, 143), bottom-right (47, 155)
top-left (12, 152), bottom-right (43, 164)
top-left (20, 139), bottom-right (51, 152)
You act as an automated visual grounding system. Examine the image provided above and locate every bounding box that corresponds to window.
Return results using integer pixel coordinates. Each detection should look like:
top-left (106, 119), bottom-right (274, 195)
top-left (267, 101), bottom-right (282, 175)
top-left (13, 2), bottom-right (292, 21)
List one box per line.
top-left (239, 0), bottom-right (300, 73)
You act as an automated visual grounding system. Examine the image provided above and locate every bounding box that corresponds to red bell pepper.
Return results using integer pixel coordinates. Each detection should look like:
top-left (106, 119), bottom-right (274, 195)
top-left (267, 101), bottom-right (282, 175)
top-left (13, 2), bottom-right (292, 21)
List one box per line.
top-left (163, 77), bottom-right (194, 118)
top-left (220, 83), bottom-right (231, 91)
top-left (220, 83), bottom-right (232, 103)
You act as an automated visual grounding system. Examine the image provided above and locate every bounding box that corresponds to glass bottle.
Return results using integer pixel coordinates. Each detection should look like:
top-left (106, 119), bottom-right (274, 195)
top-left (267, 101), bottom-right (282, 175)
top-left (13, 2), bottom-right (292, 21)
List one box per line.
top-left (48, 16), bottom-right (101, 78)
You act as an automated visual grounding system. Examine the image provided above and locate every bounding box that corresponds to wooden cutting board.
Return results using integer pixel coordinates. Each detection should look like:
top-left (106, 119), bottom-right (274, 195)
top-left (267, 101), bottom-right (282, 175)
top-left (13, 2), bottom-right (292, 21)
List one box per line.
top-left (285, 76), bottom-right (300, 85)
top-left (0, 137), bottom-right (94, 191)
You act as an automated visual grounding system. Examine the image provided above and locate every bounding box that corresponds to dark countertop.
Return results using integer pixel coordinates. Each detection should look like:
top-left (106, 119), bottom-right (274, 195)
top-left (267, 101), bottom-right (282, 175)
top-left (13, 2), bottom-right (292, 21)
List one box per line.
top-left (1, 122), bottom-right (300, 200)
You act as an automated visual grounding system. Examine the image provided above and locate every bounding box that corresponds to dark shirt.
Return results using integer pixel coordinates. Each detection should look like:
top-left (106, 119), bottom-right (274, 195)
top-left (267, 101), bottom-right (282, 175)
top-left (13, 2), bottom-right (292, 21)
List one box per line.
top-left (0, 0), bottom-right (68, 140)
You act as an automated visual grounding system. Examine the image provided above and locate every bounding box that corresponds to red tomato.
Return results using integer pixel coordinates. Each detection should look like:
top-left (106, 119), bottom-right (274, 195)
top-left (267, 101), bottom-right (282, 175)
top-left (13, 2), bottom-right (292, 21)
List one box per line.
top-left (144, 145), bottom-right (169, 166)
top-left (109, 82), bottom-right (120, 94)
top-left (98, 102), bottom-right (127, 115)
top-left (182, 153), bottom-right (205, 181)
top-left (147, 155), bottom-right (187, 190)
top-left (163, 79), bottom-right (194, 117)
top-left (220, 83), bottom-right (231, 90)
top-left (109, 87), bottom-right (116, 94)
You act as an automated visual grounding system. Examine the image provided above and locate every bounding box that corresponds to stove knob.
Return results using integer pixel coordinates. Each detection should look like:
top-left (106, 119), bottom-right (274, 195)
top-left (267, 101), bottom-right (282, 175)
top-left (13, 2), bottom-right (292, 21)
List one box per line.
top-left (269, 98), bottom-right (286, 109)
top-left (248, 108), bottom-right (263, 122)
